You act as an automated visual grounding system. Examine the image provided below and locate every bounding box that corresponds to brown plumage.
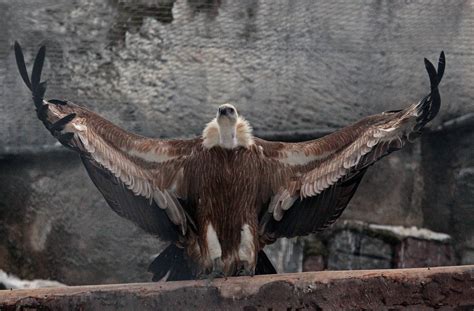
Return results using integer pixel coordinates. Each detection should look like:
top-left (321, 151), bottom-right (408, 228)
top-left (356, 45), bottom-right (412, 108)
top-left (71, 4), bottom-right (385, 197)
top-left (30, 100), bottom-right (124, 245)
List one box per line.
top-left (14, 41), bottom-right (445, 280)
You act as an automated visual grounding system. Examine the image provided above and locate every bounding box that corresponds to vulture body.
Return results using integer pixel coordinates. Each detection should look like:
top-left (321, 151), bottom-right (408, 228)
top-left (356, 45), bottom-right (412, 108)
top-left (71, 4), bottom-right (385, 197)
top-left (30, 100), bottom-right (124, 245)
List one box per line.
top-left (14, 42), bottom-right (445, 281)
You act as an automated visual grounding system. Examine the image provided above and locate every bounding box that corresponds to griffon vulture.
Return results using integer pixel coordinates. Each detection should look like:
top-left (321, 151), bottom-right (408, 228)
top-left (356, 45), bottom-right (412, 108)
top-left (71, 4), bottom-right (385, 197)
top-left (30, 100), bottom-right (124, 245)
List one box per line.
top-left (14, 42), bottom-right (444, 281)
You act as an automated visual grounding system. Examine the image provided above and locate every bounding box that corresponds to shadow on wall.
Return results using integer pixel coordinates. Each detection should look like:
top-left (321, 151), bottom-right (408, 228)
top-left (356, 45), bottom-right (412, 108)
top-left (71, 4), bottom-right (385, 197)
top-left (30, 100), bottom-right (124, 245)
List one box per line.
top-left (107, 0), bottom-right (222, 46)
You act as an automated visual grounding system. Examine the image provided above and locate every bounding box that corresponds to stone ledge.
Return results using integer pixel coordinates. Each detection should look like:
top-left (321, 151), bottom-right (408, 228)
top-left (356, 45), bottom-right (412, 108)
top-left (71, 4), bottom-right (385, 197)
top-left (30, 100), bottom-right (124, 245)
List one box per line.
top-left (0, 266), bottom-right (473, 310)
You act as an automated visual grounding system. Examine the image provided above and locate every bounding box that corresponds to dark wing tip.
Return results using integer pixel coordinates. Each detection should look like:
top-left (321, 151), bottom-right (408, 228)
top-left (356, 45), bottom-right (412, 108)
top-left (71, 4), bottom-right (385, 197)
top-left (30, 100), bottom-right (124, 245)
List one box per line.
top-left (31, 45), bottom-right (46, 92)
top-left (14, 41), bottom-right (32, 91)
top-left (437, 51), bottom-right (445, 83)
top-left (417, 52), bottom-right (445, 125)
top-left (33, 81), bottom-right (47, 109)
top-left (424, 58), bottom-right (438, 90)
top-left (14, 41), bottom-right (21, 51)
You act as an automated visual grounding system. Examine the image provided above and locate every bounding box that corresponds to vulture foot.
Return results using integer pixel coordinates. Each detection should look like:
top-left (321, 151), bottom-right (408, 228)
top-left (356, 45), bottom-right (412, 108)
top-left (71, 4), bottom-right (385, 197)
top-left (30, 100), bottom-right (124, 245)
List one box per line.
top-left (199, 258), bottom-right (225, 281)
top-left (236, 260), bottom-right (255, 277)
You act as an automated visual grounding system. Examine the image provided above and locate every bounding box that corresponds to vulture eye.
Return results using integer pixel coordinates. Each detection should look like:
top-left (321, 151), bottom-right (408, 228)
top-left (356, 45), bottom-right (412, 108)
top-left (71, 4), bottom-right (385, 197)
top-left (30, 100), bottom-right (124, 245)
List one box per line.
top-left (228, 107), bottom-right (234, 114)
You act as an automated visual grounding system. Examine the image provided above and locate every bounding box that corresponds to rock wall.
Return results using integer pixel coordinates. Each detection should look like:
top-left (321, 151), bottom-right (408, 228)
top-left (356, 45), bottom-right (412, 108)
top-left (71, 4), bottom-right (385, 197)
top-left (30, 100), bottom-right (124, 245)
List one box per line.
top-left (0, 0), bottom-right (473, 285)
top-left (303, 221), bottom-right (457, 272)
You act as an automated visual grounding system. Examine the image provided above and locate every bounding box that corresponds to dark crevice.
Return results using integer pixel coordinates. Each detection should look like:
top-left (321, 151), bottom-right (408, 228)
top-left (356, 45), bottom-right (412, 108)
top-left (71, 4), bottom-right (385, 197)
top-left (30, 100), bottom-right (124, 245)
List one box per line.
top-left (107, 0), bottom-right (176, 46)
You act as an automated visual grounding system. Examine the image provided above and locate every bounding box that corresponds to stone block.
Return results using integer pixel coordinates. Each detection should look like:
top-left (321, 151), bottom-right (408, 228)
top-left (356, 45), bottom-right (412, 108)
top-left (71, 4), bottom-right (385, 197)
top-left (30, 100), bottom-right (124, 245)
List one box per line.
top-left (304, 221), bottom-right (457, 272)
top-left (394, 238), bottom-right (456, 269)
top-left (303, 255), bottom-right (325, 272)
top-left (461, 249), bottom-right (474, 265)
top-left (326, 230), bottom-right (392, 270)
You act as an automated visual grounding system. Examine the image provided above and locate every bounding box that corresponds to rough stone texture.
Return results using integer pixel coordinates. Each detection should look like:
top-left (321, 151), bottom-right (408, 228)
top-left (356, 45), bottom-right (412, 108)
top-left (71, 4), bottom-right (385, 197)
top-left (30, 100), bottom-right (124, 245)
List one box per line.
top-left (264, 238), bottom-right (304, 273)
top-left (421, 126), bottom-right (474, 264)
top-left (305, 221), bottom-right (456, 271)
top-left (0, 0), bottom-right (473, 285)
top-left (327, 230), bottom-right (392, 270)
top-left (0, 270), bottom-right (65, 290)
top-left (1, 0), bottom-right (473, 151)
top-left (342, 143), bottom-right (425, 227)
top-left (1, 266), bottom-right (473, 310)
top-left (394, 238), bottom-right (456, 269)
top-left (303, 255), bottom-right (325, 272)
top-left (0, 152), bottom-right (164, 285)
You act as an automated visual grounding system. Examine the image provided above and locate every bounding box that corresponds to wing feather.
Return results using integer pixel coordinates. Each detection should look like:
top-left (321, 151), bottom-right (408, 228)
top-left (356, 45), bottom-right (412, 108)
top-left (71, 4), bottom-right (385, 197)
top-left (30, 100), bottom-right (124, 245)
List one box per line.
top-left (81, 157), bottom-right (180, 240)
top-left (258, 52), bottom-right (445, 240)
top-left (14, 42), bottom-right (199, 241)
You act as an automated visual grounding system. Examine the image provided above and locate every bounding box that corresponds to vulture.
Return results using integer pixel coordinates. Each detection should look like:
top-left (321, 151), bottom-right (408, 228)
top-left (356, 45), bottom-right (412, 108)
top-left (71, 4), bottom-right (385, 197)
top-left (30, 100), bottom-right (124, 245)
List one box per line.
top-left (14, 42), bottom-right (445, 281)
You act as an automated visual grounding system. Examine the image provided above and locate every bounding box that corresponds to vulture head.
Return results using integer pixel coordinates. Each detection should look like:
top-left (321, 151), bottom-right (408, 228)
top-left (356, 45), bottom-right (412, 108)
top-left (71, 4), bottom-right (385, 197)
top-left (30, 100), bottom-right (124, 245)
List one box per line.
top-left (202, 103), bottom-right (253, 149)
top-left (217, 103), bottom-right (238, 125)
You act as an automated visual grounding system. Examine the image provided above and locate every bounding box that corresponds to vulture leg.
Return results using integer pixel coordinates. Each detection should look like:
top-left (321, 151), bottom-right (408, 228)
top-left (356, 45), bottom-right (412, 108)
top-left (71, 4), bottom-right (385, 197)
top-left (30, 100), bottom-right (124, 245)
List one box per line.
top-left (197, 258), bottom-right (225, 280)
top-left (236, 260), bottom-right (255, 277)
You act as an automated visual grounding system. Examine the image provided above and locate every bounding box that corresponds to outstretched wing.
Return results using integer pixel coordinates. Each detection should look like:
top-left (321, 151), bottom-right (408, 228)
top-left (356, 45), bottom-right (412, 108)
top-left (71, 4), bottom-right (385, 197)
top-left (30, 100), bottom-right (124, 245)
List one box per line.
top-left (15, 42), bottom-right (200, 241)
top-left (258, 52), bottom-right (445, 242)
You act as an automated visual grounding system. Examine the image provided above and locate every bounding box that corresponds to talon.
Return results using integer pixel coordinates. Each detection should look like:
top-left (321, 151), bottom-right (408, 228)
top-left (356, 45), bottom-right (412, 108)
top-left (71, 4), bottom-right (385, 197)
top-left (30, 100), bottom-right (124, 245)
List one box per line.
top-left (198, 258), bottom-right (225, 282)
top-left (237, 268), bottom-right (254, 277)
top-left (208, 270), bottom-right (225, 280)
top-left (236, 260), bottom-right (254, 277)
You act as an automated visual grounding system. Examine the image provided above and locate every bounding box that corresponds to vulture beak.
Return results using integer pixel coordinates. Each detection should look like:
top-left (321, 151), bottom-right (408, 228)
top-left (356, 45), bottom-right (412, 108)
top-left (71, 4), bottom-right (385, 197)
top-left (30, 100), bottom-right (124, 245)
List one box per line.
top-left (219, 107), bottom-right (228, 116)
top-left (218, 105), bottom-right (236, 119)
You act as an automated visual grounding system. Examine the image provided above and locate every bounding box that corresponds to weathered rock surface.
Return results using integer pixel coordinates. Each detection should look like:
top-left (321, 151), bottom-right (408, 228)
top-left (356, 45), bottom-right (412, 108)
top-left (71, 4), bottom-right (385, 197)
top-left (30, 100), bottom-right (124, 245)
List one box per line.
top-left (1, 0), bottom-right (473, 152)
top-left (0, 270), bottom-right (65, 290)
top-left (304, 221), bottom-right (456, 271)
top-left (0, 152), bottom-right (166, 285)
top-left (327, 230), bottom-right (392, 270)
top-left (421, 125), bottom-right (474, 265)
top-left (1, 266), bottom-right (473, 310)
top-left (394, 237), bottom-right (456, 269)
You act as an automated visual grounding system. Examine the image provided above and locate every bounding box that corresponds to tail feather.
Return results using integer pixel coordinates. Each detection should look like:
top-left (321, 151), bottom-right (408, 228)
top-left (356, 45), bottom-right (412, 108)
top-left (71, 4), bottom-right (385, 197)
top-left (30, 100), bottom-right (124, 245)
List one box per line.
top-left (255, 250), bottom-right (277, 275)
top-left (149, 246), bottom-right (276, 281)
top-left (148, 244), bottom-right (195, 282)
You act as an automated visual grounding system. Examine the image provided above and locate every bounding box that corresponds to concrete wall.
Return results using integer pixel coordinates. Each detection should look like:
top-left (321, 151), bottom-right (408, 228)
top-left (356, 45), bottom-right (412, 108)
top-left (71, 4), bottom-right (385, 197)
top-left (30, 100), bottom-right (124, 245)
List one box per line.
top-left (0, 0), bottom-right (473, 285)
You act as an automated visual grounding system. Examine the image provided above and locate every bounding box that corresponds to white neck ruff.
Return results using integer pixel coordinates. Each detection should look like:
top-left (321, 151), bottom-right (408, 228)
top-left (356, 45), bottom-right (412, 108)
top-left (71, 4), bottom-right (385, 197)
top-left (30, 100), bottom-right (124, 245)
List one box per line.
top-left (202, 117), bottom-right (254, 149)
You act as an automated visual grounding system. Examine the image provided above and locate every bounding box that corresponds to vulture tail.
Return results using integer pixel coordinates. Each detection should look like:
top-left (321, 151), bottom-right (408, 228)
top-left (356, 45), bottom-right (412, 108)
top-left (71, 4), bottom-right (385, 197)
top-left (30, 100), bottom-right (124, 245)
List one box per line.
top-left (255, 250), bottom-right (277, 275)
top-left (149, 246), bottom-right (276, 281)
top-left (148, 244), bottom-right (195, 282)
